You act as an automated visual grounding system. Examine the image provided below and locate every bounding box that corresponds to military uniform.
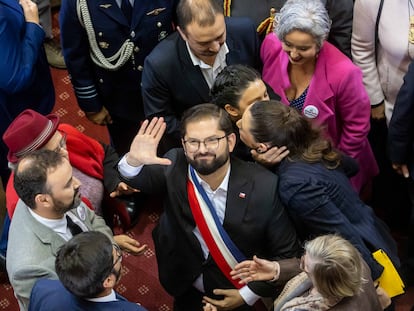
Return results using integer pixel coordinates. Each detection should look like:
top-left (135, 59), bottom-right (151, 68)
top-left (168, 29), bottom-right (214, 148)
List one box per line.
top-left (60, 0), bottom-right (177, 154)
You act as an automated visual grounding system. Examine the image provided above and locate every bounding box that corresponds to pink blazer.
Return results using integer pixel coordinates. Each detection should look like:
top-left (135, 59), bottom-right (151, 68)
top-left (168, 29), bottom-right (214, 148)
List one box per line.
top-left (261, 33), bottom-right (378, 192)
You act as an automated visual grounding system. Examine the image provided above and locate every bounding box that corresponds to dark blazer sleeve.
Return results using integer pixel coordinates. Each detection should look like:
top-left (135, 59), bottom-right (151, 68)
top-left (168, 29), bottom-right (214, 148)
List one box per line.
top-left (59, 0), bottom-right (103, 113)
top-left (323, 0), bottom-right (353, 59)
top-left (101, 142), bottom-right (122, 192)
top-left (0, 13), bottom-right (45, 93)
top-left (280, 177), bottom-right (384, 280)
top-left (388, 60), bottom-right (414, 177)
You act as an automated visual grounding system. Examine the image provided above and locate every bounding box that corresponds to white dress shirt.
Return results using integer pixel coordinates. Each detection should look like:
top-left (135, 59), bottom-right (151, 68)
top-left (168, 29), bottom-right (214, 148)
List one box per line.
top-left (185, 41), bottom-right (229, 89)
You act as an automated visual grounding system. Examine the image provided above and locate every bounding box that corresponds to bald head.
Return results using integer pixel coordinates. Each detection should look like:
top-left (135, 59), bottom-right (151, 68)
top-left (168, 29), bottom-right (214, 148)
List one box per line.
top-left (177, 0), bottom-right (223, 31)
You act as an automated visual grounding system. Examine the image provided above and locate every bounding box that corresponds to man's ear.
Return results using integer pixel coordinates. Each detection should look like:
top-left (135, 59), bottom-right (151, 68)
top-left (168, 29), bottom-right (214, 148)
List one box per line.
top-left (177, 26), bottom-right (187, 41)
top-left (227, 133), bottom-right (237, 153)
top-left (102, 274), bottom-right (116, 290)
top-left (224, 104), bottom-right (240, 118)
top-left (34, 193), bottom-right (50, 208)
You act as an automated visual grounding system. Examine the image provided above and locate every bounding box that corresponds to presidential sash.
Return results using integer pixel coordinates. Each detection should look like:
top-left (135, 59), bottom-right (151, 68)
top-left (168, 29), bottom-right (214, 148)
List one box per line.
top-left (187, 165), bottom-right (246, 288)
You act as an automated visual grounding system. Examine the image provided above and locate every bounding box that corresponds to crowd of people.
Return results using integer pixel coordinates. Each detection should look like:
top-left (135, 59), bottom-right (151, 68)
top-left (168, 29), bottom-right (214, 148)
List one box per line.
top-left (1, 0), bottom-right (413, 310)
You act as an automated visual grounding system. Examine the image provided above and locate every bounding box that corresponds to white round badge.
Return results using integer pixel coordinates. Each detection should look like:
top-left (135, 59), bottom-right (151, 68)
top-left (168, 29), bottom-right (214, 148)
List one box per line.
top-left (303, 105), bottom-right (319, 119)
top-left (77, 205), bottom-right (86, 221)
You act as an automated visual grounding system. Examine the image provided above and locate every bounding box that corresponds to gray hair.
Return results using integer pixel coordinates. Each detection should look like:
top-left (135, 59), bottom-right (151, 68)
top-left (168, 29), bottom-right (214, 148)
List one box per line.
top-left (275, 0), bottom-right (331, 48)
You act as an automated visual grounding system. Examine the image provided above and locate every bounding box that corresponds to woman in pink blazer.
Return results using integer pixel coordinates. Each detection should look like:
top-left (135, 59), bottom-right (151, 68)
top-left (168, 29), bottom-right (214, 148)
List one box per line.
top-left (261, 0), bottom-right (377, 193)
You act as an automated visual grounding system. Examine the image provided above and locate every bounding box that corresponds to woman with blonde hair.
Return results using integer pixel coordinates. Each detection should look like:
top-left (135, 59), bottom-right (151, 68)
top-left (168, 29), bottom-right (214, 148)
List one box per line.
top-left (230, 235), bottom-right (382, 310)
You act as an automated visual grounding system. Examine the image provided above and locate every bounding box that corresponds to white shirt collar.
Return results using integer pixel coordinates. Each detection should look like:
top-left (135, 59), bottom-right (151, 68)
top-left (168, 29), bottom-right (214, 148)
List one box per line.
top-left (85, 289), bottom-right (117, 302)
top-left (186, 41), bottom-right (229, 70)
top-left (27, 207), bottom-right (68, 236)
top-left (192, 164), bottom-right (230, 194)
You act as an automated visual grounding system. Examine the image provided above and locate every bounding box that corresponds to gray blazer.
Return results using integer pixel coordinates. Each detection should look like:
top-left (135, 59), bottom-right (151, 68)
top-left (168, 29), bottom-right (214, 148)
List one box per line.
top-left (6, 201), bottom-right (112, 310)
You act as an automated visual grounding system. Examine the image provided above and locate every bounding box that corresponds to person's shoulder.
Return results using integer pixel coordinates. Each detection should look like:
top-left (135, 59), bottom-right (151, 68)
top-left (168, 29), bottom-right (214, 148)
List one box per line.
top-left (110, 299), bottom-right (148, 310)
top-left (320, 42), bottom-right (362, 79)
top-left (231, 156), bottom-right (277, 179)
top-left (32, 278), bottom-right (62, 292)
top-left (145, 32), bottom-right (180, 62)
top-left (225, 16), bottom-right (255, 30)
top-left (261, 33), bottom-right (282, 55)
top-left (225, 16), bottom-right (258, 41)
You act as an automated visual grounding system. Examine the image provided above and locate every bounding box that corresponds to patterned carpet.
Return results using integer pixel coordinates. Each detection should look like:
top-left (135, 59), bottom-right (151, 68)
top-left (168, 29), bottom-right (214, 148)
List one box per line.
top-left (0, 65), bottom-right (174, 310)
top-left (1, 8), bottom-right (414, 311)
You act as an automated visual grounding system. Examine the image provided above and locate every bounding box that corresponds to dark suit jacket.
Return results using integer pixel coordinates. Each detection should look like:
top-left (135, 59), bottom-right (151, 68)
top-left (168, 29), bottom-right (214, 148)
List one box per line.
top-left (388, 60), bottom-right (414, 180)
top-left (122, 149), bottom-right (299, 304)
top-left (276, 159), bottom-right (400, 280)
top-left (29, 279), bottom-right (147, 311)
top-left (60, 0), bottom-right (177, 121)
top-left (0, 0), bottom-right (54, 180)
top-left (142, 17), bottom-right (261, 138)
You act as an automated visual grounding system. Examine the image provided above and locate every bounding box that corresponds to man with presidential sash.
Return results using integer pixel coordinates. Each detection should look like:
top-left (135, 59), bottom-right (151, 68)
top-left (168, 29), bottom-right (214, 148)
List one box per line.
top-left (118, 104), bottom-right (300, 310)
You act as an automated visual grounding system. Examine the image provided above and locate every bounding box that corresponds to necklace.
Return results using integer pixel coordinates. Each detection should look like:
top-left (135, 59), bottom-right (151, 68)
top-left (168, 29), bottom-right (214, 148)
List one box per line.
top-left (409, 0), bottom-right (414, 44)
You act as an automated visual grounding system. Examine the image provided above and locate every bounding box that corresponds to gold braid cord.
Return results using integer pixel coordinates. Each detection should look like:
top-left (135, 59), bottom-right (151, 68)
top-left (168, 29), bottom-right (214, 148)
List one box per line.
top-left (223, 0), bottom-right (276, 35)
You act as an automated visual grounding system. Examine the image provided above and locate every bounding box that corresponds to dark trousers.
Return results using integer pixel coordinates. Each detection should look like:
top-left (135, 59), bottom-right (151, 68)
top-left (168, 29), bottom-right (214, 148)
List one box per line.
top-left (368, 118), bottom-right (411, 230)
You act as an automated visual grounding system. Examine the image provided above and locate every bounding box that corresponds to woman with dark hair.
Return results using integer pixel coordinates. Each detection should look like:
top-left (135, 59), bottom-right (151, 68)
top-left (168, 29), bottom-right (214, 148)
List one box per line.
top-left (237, 100), bottom-right (399, 282)
top-left (210, 64), bottom-right (288, 164)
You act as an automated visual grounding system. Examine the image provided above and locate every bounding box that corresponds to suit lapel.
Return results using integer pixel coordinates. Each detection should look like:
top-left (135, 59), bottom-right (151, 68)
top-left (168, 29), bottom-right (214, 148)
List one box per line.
top-left (129, 0), bottom-right (151, 29)
top-left (304, 45), bottom-right (334, 122)
top-left (95, 0), bottom-right (129, 28)
top-left (224, 158), bottom-right (252, 229)
top-left (177, 37), bottom-right (212, 102)
top-left (225, 33), bottom-right (242, 65)
top-left (22, 204), bottom-right (66, 256)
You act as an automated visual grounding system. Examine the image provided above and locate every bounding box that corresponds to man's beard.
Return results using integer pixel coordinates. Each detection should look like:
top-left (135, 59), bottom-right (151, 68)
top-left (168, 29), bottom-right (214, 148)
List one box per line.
top-left (186, 150), bottom-right (229, 175)
top-left (52, 188), bottom-right (82, 214)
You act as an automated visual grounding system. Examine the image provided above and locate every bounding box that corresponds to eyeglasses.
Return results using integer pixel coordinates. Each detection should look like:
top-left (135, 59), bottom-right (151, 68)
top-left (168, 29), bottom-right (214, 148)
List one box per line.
top-left (112, 243), bottom-right (123, 267)
top-left (183, 135), bottom-right (227, 152)
top-left (53, 132), bottom-right (67, 153)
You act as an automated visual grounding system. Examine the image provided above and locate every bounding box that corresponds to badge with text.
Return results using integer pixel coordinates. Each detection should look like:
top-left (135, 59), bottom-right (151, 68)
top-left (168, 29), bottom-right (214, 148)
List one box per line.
top-left (303, 105), bottom-right (319, 119)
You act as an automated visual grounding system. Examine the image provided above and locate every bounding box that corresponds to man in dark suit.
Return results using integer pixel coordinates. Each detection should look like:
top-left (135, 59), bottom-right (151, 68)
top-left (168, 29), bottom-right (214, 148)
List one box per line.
top-left (118, 104), bottom-right (299, 310)
top-left (388, 60), bottom-right (414, 286)
top-left (29, 231), bottom-right (147, 311)
top-left (141, 0), bottom-right (261, 151)
top-left (59, 0), bottom-right (177, 155)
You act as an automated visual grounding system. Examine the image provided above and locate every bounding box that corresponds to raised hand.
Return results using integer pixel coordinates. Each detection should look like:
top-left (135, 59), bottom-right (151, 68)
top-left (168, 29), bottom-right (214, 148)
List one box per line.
top-left (126, 117), bottom-right (172, 167)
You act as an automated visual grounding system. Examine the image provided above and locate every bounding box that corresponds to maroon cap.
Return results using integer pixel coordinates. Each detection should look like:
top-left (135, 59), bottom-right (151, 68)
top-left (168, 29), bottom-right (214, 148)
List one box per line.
top-left (3, 109), bottom-right (60, 164)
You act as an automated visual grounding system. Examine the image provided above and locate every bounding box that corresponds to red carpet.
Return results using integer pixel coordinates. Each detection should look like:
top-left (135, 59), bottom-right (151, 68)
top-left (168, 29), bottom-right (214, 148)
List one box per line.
top-left (0, 65), bottom-right (173, 310)
top-left (1, 8), bottom-right (414, 311)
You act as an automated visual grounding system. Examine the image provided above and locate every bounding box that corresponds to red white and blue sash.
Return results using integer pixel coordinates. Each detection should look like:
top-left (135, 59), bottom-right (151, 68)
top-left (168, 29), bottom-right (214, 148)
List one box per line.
top-left (187, 165), bottom-right (246, 288)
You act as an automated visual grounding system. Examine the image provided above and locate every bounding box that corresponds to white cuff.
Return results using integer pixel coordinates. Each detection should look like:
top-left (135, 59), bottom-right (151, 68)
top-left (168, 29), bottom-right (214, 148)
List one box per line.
top-left (118, 155), bottom-right (143, 178)
top-left (239, 285), bottom-right (260, 306)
